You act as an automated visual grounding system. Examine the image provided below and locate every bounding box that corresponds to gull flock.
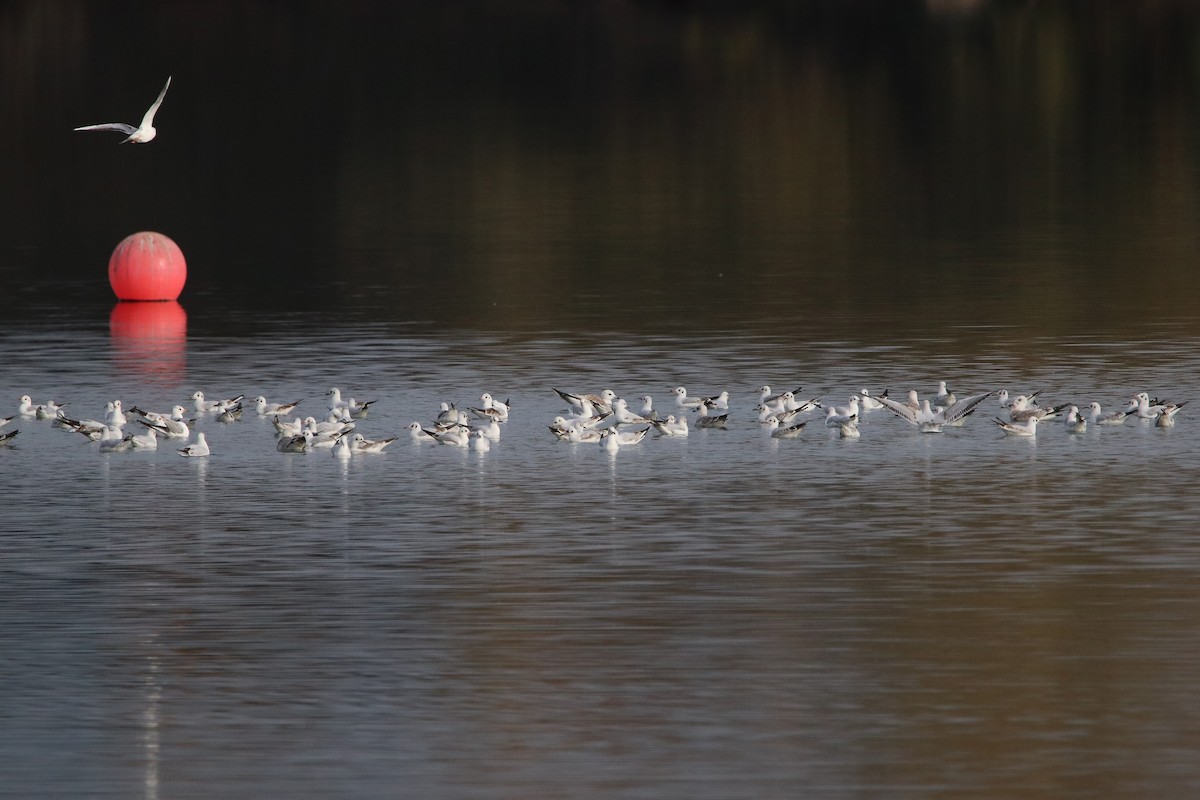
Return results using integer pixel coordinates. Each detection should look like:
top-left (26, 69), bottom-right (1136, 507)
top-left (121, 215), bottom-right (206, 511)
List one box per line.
top-left (2, 383), bottom-right (1187, 457)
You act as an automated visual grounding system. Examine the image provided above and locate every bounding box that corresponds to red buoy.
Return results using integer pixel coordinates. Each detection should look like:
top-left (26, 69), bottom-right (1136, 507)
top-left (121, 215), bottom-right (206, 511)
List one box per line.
top-left (108, 231), bottom-right (187, 301)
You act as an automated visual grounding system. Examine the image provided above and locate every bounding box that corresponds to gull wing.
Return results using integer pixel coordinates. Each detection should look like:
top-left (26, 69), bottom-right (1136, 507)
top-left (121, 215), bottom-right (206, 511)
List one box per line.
top-left (941, 391), bottom-right (994, 425)
top-left (74, 122), bottom-right (138, 134)
top-left (554, 388), bottom-right (583, 406)
top-left (874, 393), bottom-right (919, 425)
top-left (140, 76), bottom-right (172, 128)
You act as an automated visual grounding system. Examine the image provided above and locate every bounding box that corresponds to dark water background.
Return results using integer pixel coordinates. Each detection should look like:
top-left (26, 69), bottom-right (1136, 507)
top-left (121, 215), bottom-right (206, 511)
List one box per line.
top-left (3, 0), bottom-right (1200, 334)
top-left (3, 2), bottom-right (1200, 798)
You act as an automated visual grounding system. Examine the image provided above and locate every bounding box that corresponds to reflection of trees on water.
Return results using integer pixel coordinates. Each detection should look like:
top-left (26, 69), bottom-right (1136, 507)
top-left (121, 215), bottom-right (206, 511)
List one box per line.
top-left (3, 2), bottom-right (1199, 334)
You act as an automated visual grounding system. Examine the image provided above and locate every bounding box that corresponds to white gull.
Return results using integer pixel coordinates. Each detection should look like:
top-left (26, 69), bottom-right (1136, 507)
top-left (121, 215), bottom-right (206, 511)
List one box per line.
top-left (332, 435), bottom-right (352, 459)
top-left (651, 414), bottom-right (689, 437)
top-left (1087, 402), bottom-right (1128, 426)
top-left (876, 391), bottom-right (993, 432)
top-left (765, 416), bottom-right (807, 439)
top-left (74, 76), bottom-right (171, 143)
top-left (351, 433), bottom-right (397, 453)
top-left (1155, 402), bottom-right (1187, 428)
top-left (994, 416), bottom-right (1039, 436)
top-left (178, 431), bottom-right (210, 457)
top-left (255, 396), bottom-right (302, 416)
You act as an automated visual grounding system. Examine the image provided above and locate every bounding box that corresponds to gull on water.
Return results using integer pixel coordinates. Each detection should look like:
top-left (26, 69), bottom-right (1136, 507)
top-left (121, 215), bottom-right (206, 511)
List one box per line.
top-left (602, 426), bottom-right (654, 450)
top-left (327, 387), bottom-right (350, 412)
top-left (555, 388), bottom-right (616, 415)
top-left (563, 408), bottom-right (611, 430)
top-left (1155, 402), bottom-right (1187, 428)
top-left (1126, 392), bottom-right (1167, 420)
top-left (278, 431), bottom-right (315, 453)
top-left (327, 387), bottom-right (373, 416)
top-left (272, 416), bottom-right (305, 437)
top-left (612, 397), bottom-right (653, 426)
top-left (838, 418), bottom-right (861, 439)
top-left (998, 389), bottom-right (1043, 409)
top-left (611, 426), bottom-right (650, 446)
top-left (564, 425), bottom-right (603, 444)
top-left (19, 395), bottom-right (65, 418)
top-left (822, 396), bottom-right (860, 427)
top-left (137, 405), bottom-right (191, 438)
top-left (934, 381), bottom-right (956, 408)
top-left (426, 424), bottom-right (470, 447)
top-left (127, 427), bottom-right (159, 450)
top-left (351, 433), bottom-right (397, 453)
top-left (36, 400), bottom-right (68, 420)
top-left (305, 425), bottom-right (351, 448)
top-left (759, 385), bottom-right (803, 406)
top-left (548, 413), bottom-right (607, 440)
top-left (692, 402), bottom-right (729, 429)
top-left (0, 430), bottom-right (18, 447)
top-left (304, 413), bottom-right (353, 436)
top-left (178, 431), bottom-right (210, 457)
top-left (994, 416), bottom-right (1039, 436)
top-left (407, 422), bottom-right (438, 442)
top-left (1009, 395), bottom-right (1068, 423)
top-left (474, 419), bottom-right (502, 442)
top-left (468, 403), bottom-right (506, 424)
top-left (216, 402), bottom-right (243, 423)
top-left (192, 391), bottom-right (243, 413)
top-left (486, 393), bottom-right (512, 418)
top-left (98, 424), bottom-right (133, 453)
top-left (1064, 405), bottom-right (1088, 434)
top-left (651, 414), bottom-right (689, 437)
top-left (436, 402), bottom-right (464, 426)
top-left (1088, 402), bottom-right (1129, 426)
top-left (823, 407), bottom-right (853, 428)
top-left (50, 412), bottom-right (78, 430)
top-left (547, 417), bottom-right (575, 440)
top-left (58, 412), bottom-right (108, 440)
top-left (757, 404), bottom-right (807, 427)
top-left (876, 391), bottom-right (993, 433)
top-left (255, 396), bottom-right (302, 416)
top-left (672, 387), bottom-right (704, 409)
top-left (777, 392), bottom-right (820, 414)
top-left (764, 392), bottom-right (791, 413)
top-left (74, 76), bottom-right (171, 143)
top-left (332, 435), bottom-right (352, 459)
top-left (636, 395), bottom-right (657, 419)
top-left (106, 400), bottom-right (128, 428)
top-left (765, 416), bottom-right (807, 439)
top-left (471, 430), bottom-right (491, 453)
top-left (343, 397), bottom-right (376, 419)
top-left (858, 389), bottom-right (885, 412)
top-left (469, 393), bottom-right (510, 423)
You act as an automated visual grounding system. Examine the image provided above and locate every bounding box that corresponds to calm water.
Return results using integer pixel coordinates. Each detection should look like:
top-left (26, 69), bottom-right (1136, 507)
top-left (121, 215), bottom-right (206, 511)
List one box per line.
top-left (3, 307), bottom-right (1200, 799)
top-left (4, 1), bottom-right (1200, 798)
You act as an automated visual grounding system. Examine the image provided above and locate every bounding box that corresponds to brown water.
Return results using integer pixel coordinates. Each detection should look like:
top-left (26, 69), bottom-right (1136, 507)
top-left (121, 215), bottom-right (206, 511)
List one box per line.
top-left (3, 2), bottom-right (1200, 798)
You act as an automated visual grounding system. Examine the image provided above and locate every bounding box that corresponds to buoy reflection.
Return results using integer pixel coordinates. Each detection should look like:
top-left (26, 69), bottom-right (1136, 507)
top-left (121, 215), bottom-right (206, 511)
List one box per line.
top-left (109, 301), bottom-right (187, 385)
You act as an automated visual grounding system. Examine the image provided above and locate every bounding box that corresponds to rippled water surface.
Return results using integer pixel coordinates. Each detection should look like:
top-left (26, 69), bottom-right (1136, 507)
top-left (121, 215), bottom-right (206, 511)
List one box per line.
top-left (3, 305), bottom-right (1200, 799)
top-left (5, 1), bottom-right (1200, 797)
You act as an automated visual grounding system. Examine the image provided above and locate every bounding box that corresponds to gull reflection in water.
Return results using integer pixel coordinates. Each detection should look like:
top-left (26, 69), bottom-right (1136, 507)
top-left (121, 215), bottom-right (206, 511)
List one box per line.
top-left (142, 635), bottom-right (161, 800)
